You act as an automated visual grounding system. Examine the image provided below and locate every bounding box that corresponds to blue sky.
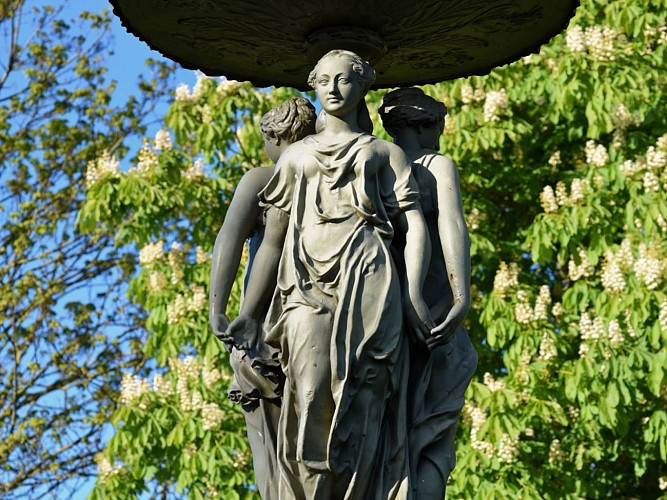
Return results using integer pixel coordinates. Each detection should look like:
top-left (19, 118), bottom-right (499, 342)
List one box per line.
top-left (56, 3), bottom-right (197, 498)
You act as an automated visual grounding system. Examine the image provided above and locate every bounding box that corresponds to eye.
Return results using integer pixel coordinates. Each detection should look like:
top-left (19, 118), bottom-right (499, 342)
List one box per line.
top-left (318, 78), bottom-right (329, 86)
top-left (338, 78), bottom-right (348, 84)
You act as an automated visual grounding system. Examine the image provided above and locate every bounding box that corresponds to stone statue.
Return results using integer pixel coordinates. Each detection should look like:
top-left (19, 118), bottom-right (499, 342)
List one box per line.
top-left (209, 96), bottom-right (317, 500)
top-left (379, 88), bottom-right (478, 499)
top-left (224, 50), bottom-right (434, 499)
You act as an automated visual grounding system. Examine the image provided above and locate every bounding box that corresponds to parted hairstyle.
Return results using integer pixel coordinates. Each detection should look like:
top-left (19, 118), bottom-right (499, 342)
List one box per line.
top-left (260, 96), bottom-right (317, 145)
top-left (379, 87), bottom-right (447, 139)
top-left (307, 49), bottom-right (376, 94)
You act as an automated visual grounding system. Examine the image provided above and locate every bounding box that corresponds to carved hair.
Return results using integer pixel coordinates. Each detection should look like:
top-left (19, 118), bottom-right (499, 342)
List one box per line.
top-left (379, 87), bottom-right (447, 138)
top-left (260, 96), bottom-right (317, 145)
top-left (307, 49), bottom-right (376, 94)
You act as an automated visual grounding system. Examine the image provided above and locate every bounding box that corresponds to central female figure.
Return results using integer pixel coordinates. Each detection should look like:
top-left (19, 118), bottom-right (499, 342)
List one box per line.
top-left (226, 50), bottom-right (432, 499)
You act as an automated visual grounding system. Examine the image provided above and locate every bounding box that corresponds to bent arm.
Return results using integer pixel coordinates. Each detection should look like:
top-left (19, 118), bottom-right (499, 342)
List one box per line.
top-left (237, 206), bottom-right (289, 319)
top-left (429, 157), bottom-right (471, 344)
top-left (224, 206), bottom-right (289, 350)
top-left (209, 167), bottom-right (274, 332)
top-left (387, 144), bottom-right (434, 339)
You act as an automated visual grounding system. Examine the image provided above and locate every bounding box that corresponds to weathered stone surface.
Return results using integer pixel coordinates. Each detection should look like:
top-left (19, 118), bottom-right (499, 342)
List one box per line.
top-left (110, 0), bottom-right (578, 88)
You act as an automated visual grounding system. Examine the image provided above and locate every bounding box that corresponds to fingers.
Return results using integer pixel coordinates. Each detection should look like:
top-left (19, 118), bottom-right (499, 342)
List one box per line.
top-left (411, 324), bottom-right (428, 345)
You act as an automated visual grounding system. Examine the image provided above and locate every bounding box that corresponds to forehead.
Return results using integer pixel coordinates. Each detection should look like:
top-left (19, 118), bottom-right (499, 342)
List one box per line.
top-left (316, 57), bottom-right (356, 77)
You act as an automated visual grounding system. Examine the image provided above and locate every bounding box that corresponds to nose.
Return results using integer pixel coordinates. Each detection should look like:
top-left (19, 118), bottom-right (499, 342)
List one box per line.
top-left (327, 79), bottom-right (339, 95)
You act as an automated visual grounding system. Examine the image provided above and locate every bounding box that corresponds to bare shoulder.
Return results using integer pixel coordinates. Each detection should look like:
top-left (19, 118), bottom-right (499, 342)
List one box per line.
top-left (427, 154), bottom-right (460, 184)
top-left (237, 166), bottom-right (276, 197)
top-left (372, 137), bottom-right (408, 161)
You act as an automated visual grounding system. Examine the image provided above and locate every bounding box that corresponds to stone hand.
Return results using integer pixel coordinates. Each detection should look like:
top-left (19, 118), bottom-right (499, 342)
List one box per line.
top-left (426, 301), bottom-right (470, 350)
top-left (210, 313), bottom-right (233, 350)
top-left (404, 291), bottom-right (435, 345)
top-left (210, 313), bottom-right (231, 337)
top-left (224, 313), bottom-right (262, 352)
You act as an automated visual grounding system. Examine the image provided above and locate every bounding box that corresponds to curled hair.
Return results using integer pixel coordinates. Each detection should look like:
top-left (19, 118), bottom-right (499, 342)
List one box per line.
top-left (307, 50), bottom-right (376, 94)
top-left (260, 97), bottom-right (317, 145)
top-left (379, 87), bottom-right (447, 138)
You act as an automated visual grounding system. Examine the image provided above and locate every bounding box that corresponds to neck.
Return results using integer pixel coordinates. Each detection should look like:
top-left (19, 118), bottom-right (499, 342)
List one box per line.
top-left (321, 111), bottom-right (364, 136)
top-left (393, 129), bottom-right (423, 151)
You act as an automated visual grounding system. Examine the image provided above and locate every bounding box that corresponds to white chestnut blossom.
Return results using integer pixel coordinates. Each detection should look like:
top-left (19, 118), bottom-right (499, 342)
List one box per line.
top-left (643, 171), bottom-right (660, 193)
top-left (139, 241), bottom-right (164, 266)
top-left (620, 159), bottom-right (644, 177)
top-left (187, 285), bottom-right (207, 312)
top-left (467, 207), bottom-right (481, 231)
top-left (154, 129), bottom-right (173, 151)
top-left (201, 402), bottom-right (225, 430)
top-left (483, 89), bottom-right (508, 122)
top-left (120, 373), bottom-right (151, 409)
top-left (607, 319), bottom-right (624, 346)
top-left (660, 300), bottom-right (667, 333)
top-left (584, 26), bottom-right (616, 61)
top-left (175, 83), bottom-right (191, 101)
top-left (85, 150), bottom-right (120, 188)
top-left (569, 178), bottom-right (590, 202)
top-left (555, 181), bottom-right (568, 206)
top-left (216, 77), bottom-right (240, 96)
top-left (461, 83), bottom-right (474, 104)
top-left (192, 73), bottom-right (208, 100)
top-left (548, 439), bottom-right (564, 465)
top-left (201, 104), bottom-right (213, 124)
top-left (96, 455), bottom-right (123, 483)
top-left (464, 403), bottom-right (495, 458)
top-left (600, 251), bottom-right (626, 293)
top-left (483, 372), bottom-right (506, 392)
top-left (635, 244), bottom-right (663, 290)
top-left (184, 158), bottom-right (205, 179)
top-left (567, 406), bottom-right (580, 420)
top-left (136, 139), bottom-right (158, 172)
top-left (202, 366), bottom-right (222, 388)
top-left (656, 214), bottom-right (667, 232)
top-left (533, 285), bottom-right (552, 321)
top-left (148, 271), bottom-right (168, 292)
top-left (568, 248), bottom-right (594, 281)
top-left (167, 294), bottom-right (187, 324)
top-left (565, 25), bottom-right (586, 53)
top-left (152, 373), bottom-right (174, 396)
top-left (473, 86), bottom-right (486, 102)
top-left (168, 242), bottom-right (185, 285)
top-left (548, 151), bottom-right (562, 167)
top-left (540, 185), bottom-right (559, 213)
top-left (514, 291), bottom-right (535, 324)
top-left (497, 434), bottom-right (520, 463)
top-left (585, 140), bottom-right (609, 167)
top-left (196, 246), bottom-right (211, 264)
top-left (538, 332), bottom-right (557, 360)
top-left (552, 302), bottom-right (564, 317)
top-left (657, 134), bottom-right (667, 152)
top-left (493, 261), bottom-right (519, 298)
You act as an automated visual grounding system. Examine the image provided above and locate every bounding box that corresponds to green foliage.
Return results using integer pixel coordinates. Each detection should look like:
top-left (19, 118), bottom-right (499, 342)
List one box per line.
top-left (0, 1), bottom-right (173, 498)
top-left (80, 81), bottom-right (304, 498)
top-left (82, 0), bottom-right (667, 498)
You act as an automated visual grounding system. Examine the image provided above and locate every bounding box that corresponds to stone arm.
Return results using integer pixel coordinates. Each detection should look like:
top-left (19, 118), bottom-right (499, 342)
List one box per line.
top-left (426, 156), bottom-right (471, 350)
top-left (209, 167), bottom-right (275, 338)
top-left (387, 144), bottom-right (434, 342)
top-left (223, 205), bottom-right (289, 351)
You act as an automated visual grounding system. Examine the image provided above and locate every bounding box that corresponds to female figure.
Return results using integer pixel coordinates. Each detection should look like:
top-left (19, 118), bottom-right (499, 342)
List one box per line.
top-left (225, 50), bottom-right (432, 499)
top-left (379, 88), bottom-right (478, 500)
top-left (209, 97), bottom-right (317, 500)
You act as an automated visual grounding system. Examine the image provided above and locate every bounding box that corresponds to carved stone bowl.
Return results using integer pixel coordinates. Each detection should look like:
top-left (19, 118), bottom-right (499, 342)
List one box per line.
top-left (111, 0), bottom-right (578, 89)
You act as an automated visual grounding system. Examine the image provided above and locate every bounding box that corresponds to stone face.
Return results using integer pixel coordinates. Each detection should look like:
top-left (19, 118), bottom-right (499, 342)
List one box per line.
top-left (110, 0), bottom-right (578, 89)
